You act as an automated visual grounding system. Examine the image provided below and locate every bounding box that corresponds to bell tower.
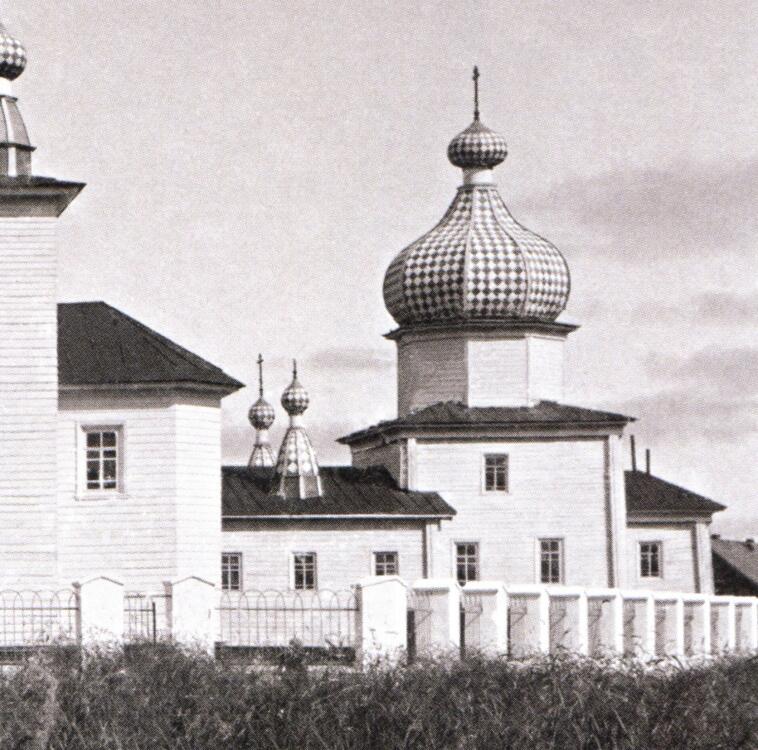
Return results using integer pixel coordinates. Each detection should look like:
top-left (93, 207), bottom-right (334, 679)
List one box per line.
top-left (0, 19), bottom-right (83, 585)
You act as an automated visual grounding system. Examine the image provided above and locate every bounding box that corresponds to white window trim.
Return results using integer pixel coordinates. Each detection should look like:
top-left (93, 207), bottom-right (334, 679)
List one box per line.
top-left (536, 537), bottom-right (565, 585)
top-left (372, 551), bottom-right (399, 577)
top-left (76, 422), bottom-right (127, 501)
top-left (290, 551), bottom-right (317, 591)
top-left (221, 552), bottom-right (243, 592)
top-left (453, 540), bottom-right (480, 585)
top-left (481, 453), bottom-right (509, 494)
top-left (638, 540), bottom-right (663, 580)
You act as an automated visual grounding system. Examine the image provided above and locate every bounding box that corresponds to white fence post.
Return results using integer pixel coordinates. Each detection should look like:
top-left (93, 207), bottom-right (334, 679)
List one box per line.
top-left (726, 598), bottom-right (737, 651)
top-left (462, 581), bottom-right (508, 657)
top-left (168, 576), bottom-right (216, 653)
top-left (411, 579), bottom-right (461, 656)
top-left (749, 598), bottom-right (758, 651)
top-left (612, 591), bottom-right (625, 655)
top-left (76, 577), bottom-right (124, 647)
top-left (700, 596), bottom-right (712, 658)
top-left (355, 576), bottom-right (407, 665)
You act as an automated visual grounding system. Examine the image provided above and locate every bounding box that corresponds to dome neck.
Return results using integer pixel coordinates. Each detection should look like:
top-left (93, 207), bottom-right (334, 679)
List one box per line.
top-left (462, 167), bottom-right (494, 186)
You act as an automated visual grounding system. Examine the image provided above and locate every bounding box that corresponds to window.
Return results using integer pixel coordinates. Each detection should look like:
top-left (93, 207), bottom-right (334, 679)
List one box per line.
top-left (221, 553), bottom-right (242, 591)
top-left (640, 542), bottom-right (662, 578)
top-left (455, 543), bottom-right (479, 585)
top-left (374, 551), bottom-right (399, 576)
top-left (540, 539), bottom-right (563, 584)
top-left (484, 454), bottom-right (508, 492)
top-left (293, 553), bottom-right (317, 590)
top-left (84, 428), bottom-right (121, 491)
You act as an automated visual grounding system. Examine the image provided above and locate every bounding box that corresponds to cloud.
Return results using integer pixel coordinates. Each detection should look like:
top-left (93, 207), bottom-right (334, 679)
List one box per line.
top-left (633, 290), bottom-right (758, 325)
top-left (305, 347), bottom-right (394, 372)
top-left (518, 158), bottom-right (758, 259)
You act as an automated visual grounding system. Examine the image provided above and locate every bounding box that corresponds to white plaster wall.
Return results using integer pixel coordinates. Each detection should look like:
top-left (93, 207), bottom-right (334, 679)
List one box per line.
top-left (527, 336), bottom-right (564, 403)
top-left (57, 390), bottom-right (222, 592)
top-left (625, 523), bottom-right (698, 592)
top-left (416, 438), bottom-right (612, 586)
top-left (397, 336), bottom-right (466, 415)
top-left (222, 520), bottom-right (426, 591)
top-left (467, 339), bottom-right (527, 407)
top-left (0, 218), bottom-right (58, 585)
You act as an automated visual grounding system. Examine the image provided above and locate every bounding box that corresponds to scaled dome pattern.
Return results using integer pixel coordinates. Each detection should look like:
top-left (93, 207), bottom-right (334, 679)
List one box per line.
top-left (384, 120), bottom-right (570, 326)
top-left (248, 398), bottom-right (275, 430)
top-left (0, 23), bottom-right (26, 81)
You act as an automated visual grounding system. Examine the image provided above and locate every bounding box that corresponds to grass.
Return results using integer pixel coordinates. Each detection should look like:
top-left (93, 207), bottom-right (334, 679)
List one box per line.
top-left (0, 644), bottom-right (755, 749)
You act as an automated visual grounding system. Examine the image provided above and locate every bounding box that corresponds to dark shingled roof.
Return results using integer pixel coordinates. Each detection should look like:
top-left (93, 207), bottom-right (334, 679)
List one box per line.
top-left (625, 470), bottom-right (725, 516)
top-left (711, 538), bottom-right (758, 589)
top-left (58, 302), bottom-right (243, 393)
top-left (339, 400), bottom-right (634, 443)
top-left (222, 465), bottom-right (455, 518)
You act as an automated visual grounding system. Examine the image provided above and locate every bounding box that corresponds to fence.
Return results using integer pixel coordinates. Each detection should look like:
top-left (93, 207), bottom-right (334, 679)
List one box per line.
top-left (0, 589), bottom-right (79, 662)
top-left (217, 589), bottom-right (359, 662)
top-left (123, 593), bottom-right (171, 643)
top-left (402, 582), bottom-right (758, 662)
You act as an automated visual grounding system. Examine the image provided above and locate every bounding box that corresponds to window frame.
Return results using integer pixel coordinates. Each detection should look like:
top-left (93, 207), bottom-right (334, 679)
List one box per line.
top-left (454, 542), bottom-right (480, 586)
top-left (291, 552), bottom-right (317, 591)
top-left (639, 541), bottom-right (663, 580)
top-left (538, 538), bottom-right (564, 585)
top-left (482, 453), bottom-right (509, 493)
top-left (373, 551), bottom-right (399, 577)
top-left (77, 424), bottom-right (125, 499)
top-left (221, 552), bottom-right (243, 591)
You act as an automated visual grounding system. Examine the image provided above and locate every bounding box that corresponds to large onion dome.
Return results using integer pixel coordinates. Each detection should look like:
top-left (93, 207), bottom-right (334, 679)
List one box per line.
top-left (383, 68), bottom-right (569, 327)
top-left (0, 23), bottom-right (26, 81)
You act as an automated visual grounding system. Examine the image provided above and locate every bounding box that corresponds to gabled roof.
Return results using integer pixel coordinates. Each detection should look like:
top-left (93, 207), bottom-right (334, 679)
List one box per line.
top-left (339, 400), bottom-right (634, 444)
top-left (625, 470), bottom-right (725, 516)
top-left (58, 302), bottom-right (243, 394)
top-left (222, 465), bottom-right (455, 519)
top-left (711, 538), bottom-right (758, 589)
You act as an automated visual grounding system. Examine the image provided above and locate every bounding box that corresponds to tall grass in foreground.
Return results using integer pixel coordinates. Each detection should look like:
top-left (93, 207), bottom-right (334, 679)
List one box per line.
top-left (0, 644), bottom-right (755, 749)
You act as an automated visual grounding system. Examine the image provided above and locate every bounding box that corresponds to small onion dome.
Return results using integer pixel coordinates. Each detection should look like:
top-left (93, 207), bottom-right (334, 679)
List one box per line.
top-left (248, 397), bottom-right (275, 430)
top-left (384, 184), bottom-right (570, 325)
top-left (281, 371), bottom-right (310, 416)
top-left (0, 23), bottom-right (26, 81)
top-left (447, 119), bottom-right (508, 169)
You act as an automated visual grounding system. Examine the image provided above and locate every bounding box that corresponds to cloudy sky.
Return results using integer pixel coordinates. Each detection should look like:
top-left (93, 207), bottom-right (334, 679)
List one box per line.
top-left (11, 1), bottom-right (757, 536)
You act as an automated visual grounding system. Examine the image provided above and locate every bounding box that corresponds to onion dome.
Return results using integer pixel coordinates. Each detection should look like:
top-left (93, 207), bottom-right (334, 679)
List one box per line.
top-left (0, 23), bottom-right (26, 82)
top-left (273, 361), bottom-right (323, 499)
top-left (383, 67), bottom-right (569, 327)
top-left (248, 354), bottom-right (276, 469)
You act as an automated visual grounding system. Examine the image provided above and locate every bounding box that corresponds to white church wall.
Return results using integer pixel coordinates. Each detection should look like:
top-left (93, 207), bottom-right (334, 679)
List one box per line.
top-left (57, 390), bottom-right (222, 592)
top-left (397, 334), bottom-right (466, 415)
top-left (0, 217), bottom-right (59, 586)
top-left (415, 437), bottom-right (613, 587)
top-left (526, 336), bottom-right (565, 403)
top-left (222, 520), bottom-right (427, 591)
top-left (350, 441), bottom-right (406, 487)
top-left (467, 339), bottom-right (527, 407)
top-left (625, 523), bottom-right (698, 593)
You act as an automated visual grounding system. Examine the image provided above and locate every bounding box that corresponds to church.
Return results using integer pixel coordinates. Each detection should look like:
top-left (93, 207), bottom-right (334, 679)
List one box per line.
top-left (0, 22), bottom-right (723, 599)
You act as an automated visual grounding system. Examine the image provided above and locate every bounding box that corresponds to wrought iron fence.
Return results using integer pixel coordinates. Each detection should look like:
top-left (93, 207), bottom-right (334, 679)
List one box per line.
top-left (406, 589), bottom-right (432, 663)
top-left (0, 589), bottom-right (79, 661)
top-left (218, 589), bottom-right (358, 661)
top-left (124, 593), bottom-right (171, 643)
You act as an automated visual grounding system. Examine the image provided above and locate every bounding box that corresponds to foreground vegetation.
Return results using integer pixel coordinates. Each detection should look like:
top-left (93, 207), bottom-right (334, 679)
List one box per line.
top-left (0, 645), bottom-right (755, 749)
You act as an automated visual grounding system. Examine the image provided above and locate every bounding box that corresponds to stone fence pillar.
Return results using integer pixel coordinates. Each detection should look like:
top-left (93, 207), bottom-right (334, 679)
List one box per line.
top-left (620, 591), bottom-right (656, 659)
top-left (75, 577), bottom-right (124, 647)
top-left (355, 576), bottom-right (408, 665)
top-left (411, 578), bottom-right (462, 657)
top-left (505, 585), bottom-right (550, 656)
top-left (166, 576), bottom-right (216, 653)
top-left (461, 581), bottom-right (508, 657)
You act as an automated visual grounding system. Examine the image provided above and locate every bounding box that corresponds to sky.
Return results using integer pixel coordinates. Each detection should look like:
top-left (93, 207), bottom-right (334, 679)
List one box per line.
top-left (8, 1), bottom-right (757, 536)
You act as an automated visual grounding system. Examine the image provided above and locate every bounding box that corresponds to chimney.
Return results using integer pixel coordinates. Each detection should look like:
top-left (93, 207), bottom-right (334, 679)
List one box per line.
top-left (746, 538), bottom-right (755, 551)
top-left (630, 435), bottom-right (637, 471)
top-left (645, 448), bottom-right (651, 475)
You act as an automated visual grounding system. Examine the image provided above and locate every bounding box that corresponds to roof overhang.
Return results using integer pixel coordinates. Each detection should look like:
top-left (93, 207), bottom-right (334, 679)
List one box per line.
top-left (59, 380), bottom-right (243, 398)
top-left (223, 514), bottom-right (454, 521)
top-left (384, 318), bottom-right (580, 341)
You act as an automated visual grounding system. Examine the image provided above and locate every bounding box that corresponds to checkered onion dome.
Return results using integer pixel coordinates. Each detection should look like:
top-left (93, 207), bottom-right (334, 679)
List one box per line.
top-left (275, 426), bottom-right (320, 479)
top-left (0, 23), bottom-right (26, 81)
top-left (248, 396), bottom-right (275, 430)
top-left (281, 376), bottom-right (310, 416)
top-left (384, 184), bottom-right (570, 325)
top-left (448, 119), bottom-right (507, 169)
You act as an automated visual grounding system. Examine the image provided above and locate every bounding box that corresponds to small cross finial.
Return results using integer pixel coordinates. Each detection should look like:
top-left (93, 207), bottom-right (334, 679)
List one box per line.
top-left (473, 66), bottom-right (480, 121)
top-left (292, 359), bottom-right (298, 379)
top-left (257, 354), bottom-right (264, 397)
